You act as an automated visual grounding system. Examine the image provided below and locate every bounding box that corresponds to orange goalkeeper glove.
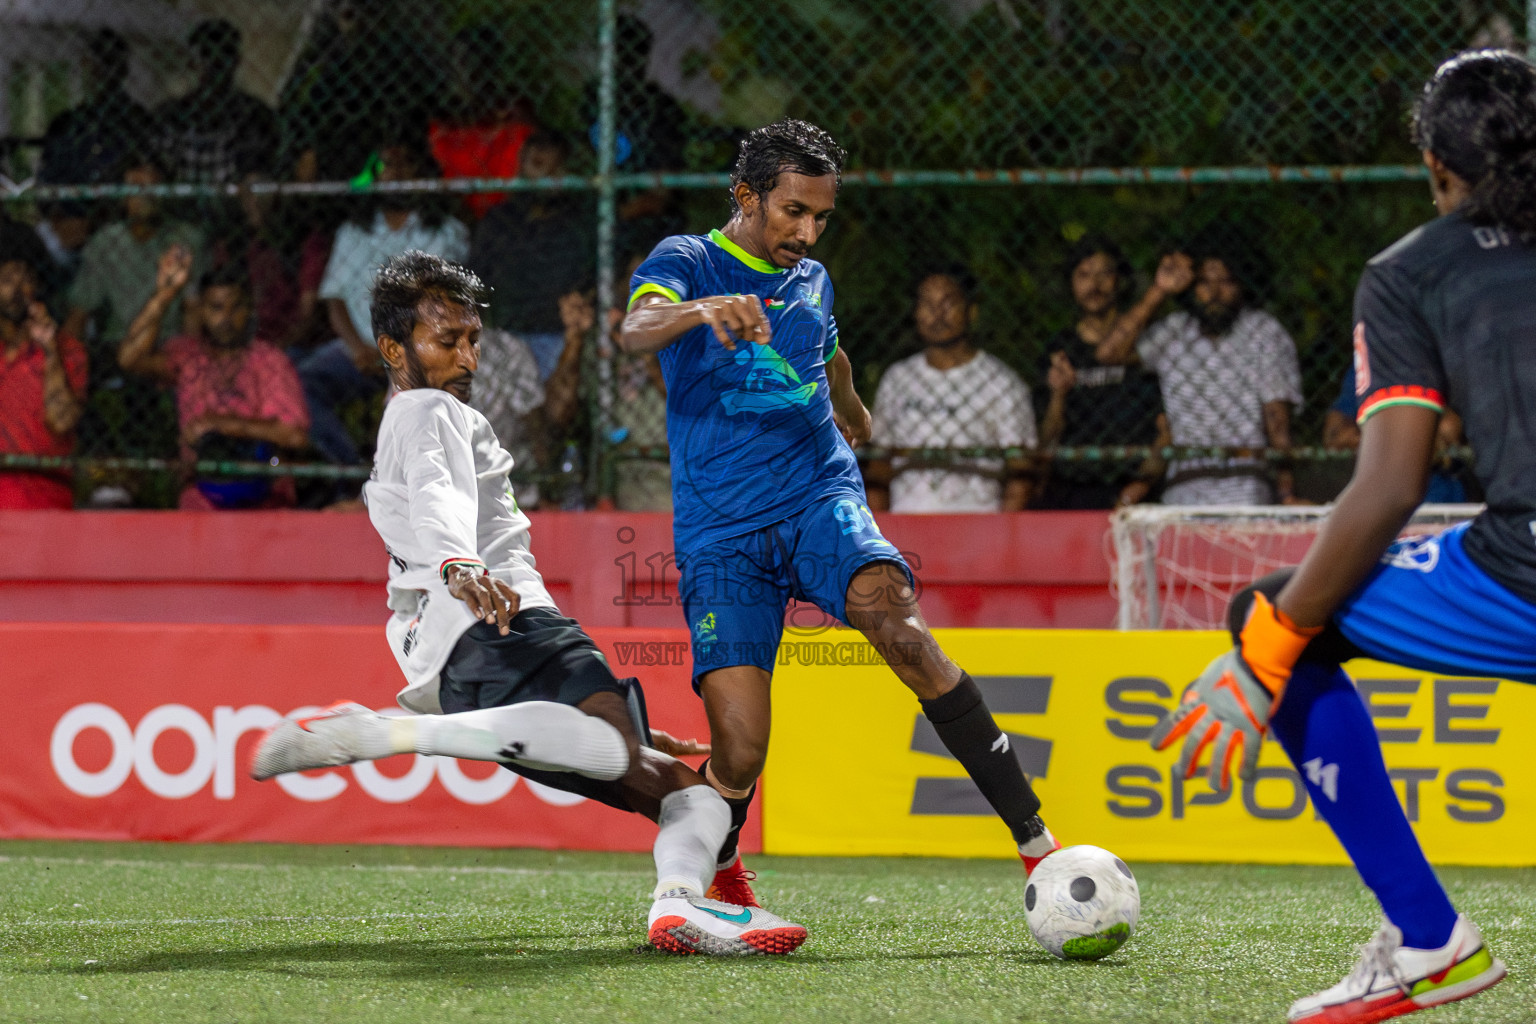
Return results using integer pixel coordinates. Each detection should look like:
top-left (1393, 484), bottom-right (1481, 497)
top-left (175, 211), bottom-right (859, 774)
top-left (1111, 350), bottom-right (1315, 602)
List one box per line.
top-left (1148, 593), bottom-right (1322, 791)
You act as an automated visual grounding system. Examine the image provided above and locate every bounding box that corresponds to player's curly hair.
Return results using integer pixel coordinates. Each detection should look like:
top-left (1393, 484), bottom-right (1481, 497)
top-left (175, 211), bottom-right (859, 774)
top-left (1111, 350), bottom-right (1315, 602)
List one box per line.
top-left (729, 119), bottom-right (847, 214)
top-left (371, 250), bottom-right (487, 344)
top-left (1413, 49), bottom-right (1536, 234)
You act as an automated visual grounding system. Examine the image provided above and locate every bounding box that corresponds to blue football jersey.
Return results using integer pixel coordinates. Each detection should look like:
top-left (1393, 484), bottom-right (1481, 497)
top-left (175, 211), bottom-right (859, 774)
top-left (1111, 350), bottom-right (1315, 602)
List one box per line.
top-left (629, 229), bottom-right (865, 552)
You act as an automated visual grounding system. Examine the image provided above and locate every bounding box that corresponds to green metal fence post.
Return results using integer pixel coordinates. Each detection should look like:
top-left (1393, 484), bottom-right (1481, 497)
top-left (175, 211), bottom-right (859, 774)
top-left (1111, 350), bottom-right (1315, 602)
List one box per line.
top-left (593, 0), bottom-right (618, 506)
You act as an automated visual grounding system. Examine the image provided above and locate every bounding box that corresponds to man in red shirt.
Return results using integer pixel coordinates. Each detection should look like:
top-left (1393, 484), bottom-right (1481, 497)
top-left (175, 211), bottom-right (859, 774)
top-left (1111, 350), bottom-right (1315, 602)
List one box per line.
top-left (0, 231), bottom-right (87, 509)
top-left (119, 248), bottom-right (308, 509)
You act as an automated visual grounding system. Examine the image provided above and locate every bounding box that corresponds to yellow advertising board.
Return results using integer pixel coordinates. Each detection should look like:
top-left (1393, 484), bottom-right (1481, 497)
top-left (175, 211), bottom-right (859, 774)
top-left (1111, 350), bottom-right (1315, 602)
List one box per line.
top-left (763, 629), bottom-right (1536, 865)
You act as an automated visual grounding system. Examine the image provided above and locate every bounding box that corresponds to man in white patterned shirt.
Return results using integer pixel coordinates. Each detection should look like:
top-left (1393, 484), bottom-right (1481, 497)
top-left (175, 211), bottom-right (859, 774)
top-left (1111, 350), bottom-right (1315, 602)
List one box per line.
top-left (1134, 246), bottom-right (1302, 505)
top-left (866, 268), bottom-right (1035, 512)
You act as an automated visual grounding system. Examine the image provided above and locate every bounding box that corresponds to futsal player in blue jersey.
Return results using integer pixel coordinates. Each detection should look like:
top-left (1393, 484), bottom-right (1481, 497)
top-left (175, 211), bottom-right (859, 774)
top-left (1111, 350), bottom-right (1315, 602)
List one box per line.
top-left (620, 120), bottom-right (1061, 912)
top-left (1151, 51), bottom-right (1536, 1024)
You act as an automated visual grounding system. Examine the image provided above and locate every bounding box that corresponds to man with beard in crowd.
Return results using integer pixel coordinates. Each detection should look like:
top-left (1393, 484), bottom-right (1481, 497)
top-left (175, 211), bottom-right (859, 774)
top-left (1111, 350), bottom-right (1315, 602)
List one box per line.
top-left (118, 248), bottom-right (308, 509)
top-left (1098, 237), bottom-right (1302, 505)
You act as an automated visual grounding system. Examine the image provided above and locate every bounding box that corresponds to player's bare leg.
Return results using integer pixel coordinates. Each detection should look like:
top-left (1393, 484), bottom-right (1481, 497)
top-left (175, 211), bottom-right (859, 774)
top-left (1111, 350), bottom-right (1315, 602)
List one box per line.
top-left (844, 561), bottom-right (1060, 872)
top-left (696, 665), bottom-right (771, 905)
top-left (576, 691), bottom-right (805, 955)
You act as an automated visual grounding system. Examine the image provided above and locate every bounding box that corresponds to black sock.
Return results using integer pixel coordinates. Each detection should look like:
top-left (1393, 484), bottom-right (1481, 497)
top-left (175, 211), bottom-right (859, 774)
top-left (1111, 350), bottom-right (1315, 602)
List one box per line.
top-left (920, 672), bottom-right (1042, 845)
top-left (700, 757), bottom-right (755, 867)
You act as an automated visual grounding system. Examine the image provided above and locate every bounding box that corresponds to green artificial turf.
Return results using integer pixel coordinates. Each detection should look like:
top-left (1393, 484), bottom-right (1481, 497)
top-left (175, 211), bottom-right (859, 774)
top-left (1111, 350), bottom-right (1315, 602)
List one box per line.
top-left (1, 840), bottom-right (1533, 1024)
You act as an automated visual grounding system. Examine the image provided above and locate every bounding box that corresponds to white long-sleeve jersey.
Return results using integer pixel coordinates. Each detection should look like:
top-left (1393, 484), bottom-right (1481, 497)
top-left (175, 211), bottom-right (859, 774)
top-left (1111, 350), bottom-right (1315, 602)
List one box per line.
top-left (365, 387), bottom-right (556, 713)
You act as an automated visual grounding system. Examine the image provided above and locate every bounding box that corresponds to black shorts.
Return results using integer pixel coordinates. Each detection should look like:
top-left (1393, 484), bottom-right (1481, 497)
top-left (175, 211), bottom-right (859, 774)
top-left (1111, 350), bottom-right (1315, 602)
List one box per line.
top-left (438, 607), bottom-right (647, 811)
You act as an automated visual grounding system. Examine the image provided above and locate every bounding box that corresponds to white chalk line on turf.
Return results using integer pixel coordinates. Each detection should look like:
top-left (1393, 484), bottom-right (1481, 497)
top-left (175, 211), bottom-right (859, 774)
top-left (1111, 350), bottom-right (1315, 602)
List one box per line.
top-left (0, 854), bottom-right (642, 878)
top-left (11, 910), bottom-right (480, 929)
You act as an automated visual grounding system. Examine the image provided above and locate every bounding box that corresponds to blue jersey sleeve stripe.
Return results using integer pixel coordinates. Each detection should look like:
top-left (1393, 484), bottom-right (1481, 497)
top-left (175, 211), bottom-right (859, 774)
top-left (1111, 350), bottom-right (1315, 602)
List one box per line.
top-left (628, 282), bottom-right (682, 310)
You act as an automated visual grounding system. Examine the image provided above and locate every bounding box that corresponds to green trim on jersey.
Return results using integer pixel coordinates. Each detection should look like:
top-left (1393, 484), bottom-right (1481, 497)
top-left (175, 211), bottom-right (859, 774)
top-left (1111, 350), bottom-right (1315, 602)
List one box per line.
top-left (708, 228), bottom-right (785, 275)
top-left (628, 282), bottom-right (682, 310)
top-left (824, 334), bottom-right (840, 364)
top-left (1356, 394), bottom-right (1444, 424)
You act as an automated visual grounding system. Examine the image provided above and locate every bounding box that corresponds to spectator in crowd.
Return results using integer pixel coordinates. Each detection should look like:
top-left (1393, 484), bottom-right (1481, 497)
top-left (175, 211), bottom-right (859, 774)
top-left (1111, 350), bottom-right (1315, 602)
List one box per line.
top-left (278, 0), bottom-right (444, 184)
top-left (1325, 363), bottom-right (1473, 503)
top-left (196, 160), bottom-right (337, 375)
top-left (588, 15), bottom-right (686, 255)
top-left (429, 24), bottom-right (538, 221)
top-left (1099, 238), bottom-right (1302, 505)
top-left (32, 205), bottom-right (90, 315)
top-left (154, 20), bottom-right (279, 185)
top-left (866, 267), bottom-right (1035, 512)
top-left (470, 287), bottom-right (590, 509)
top-left (1035, 235), bottom-right (1174, 509)
top-left (468, 326), bottom-right (545, 507)
top-left (297, 134), bottom-right (469, 465)
top-left (611, 254), bottom-right (670, 512)
top-left (611, 348), bottom-right (672, 511)
top-left (37, 28), bottom-right (153, 188)
top-left (118, 249), bottom-right (308, 509)
top-left (228, 176), bottom-right (301, 347)
top-left (64, 149), bottom-right (206, 401)
top-left (470, 132), bottom-right (594, 380)
top-left (0, 230), bottom-right (87, 509)
top-left (265, 148), bottom-right (339, 353)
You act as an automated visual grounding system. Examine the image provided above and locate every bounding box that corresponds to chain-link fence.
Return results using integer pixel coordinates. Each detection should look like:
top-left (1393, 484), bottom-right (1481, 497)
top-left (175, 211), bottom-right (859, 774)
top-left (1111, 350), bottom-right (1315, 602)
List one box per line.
top-left (0, 0), bottom-right (1520, 509)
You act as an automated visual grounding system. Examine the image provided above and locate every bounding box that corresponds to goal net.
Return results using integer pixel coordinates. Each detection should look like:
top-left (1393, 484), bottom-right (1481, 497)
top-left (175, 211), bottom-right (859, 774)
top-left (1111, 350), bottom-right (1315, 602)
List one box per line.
top-left (1108, 504), bottom-right (1484, 630)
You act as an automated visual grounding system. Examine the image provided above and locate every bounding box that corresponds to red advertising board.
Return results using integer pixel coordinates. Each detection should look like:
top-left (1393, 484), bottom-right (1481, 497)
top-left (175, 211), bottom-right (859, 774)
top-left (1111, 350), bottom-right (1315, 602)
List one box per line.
top-left (0, 622), bottom-right (757, 854)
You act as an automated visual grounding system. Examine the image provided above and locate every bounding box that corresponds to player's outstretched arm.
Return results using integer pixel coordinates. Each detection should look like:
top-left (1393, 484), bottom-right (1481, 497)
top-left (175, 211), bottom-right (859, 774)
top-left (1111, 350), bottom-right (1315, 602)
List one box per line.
top-left (1150, 403), bottom-right (1438, 789)
top-left (620, 292), bottom-right (770, 354)
top-left (1275, 403), bottom-right (1437, 626)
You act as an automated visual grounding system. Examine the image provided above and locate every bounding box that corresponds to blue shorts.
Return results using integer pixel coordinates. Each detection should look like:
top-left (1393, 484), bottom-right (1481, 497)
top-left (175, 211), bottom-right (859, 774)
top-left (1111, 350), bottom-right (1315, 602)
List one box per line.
top-left (1335, 521), bottom-right (1536, 684)
top-left (677, 490), bottom-right (912, 687)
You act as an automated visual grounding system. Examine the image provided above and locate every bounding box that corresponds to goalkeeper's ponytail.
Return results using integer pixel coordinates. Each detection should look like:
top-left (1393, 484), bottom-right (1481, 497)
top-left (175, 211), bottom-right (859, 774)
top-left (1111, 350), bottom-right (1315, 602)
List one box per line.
top-left (1413, 49), bottom-right (1536, 235)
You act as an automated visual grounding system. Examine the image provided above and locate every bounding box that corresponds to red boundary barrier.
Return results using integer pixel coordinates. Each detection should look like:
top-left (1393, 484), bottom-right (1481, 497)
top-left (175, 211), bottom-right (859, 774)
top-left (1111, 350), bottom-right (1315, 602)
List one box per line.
top-left (0, 510), bottom-right (1115, 628)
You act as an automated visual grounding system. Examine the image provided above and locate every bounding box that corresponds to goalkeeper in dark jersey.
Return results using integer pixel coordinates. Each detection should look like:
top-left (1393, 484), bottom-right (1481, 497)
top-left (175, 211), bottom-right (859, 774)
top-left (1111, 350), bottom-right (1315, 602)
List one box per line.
top-left (1152, 51), bottom-right (1536, 1024)
top-left (620, 120), bottom-right (1061, 916)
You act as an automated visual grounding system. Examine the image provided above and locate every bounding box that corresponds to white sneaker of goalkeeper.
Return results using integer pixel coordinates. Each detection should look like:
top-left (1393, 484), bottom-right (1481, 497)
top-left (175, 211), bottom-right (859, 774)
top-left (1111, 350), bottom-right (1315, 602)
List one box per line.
top-left (1288, 914), bottom-right (1505, 1024)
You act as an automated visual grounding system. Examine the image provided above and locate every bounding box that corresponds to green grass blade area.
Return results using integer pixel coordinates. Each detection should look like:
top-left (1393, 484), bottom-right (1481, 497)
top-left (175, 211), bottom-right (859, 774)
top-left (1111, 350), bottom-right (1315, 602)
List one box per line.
top-left (2, 839), bottom-right (1533, 1024)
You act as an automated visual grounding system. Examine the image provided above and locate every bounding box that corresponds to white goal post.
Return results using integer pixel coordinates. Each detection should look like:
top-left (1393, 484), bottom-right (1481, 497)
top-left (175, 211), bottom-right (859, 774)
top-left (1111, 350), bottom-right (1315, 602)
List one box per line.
top-left (1108, 504), bottom-right (1485, 630)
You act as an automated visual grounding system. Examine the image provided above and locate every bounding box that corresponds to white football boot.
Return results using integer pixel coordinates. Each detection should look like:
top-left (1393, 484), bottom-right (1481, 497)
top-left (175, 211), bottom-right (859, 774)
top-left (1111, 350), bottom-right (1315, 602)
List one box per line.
top-left (1288, 914), bottom-right (1505, 1024)
top-left (647, 889), bottom-right (807, 955)
top-left (249, 702), bottom-right (401, 780)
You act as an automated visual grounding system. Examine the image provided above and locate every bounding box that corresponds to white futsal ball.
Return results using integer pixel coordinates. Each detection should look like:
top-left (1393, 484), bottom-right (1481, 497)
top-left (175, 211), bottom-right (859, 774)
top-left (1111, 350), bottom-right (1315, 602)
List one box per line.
top-left (1023, 845), bottom-right (1140, 959)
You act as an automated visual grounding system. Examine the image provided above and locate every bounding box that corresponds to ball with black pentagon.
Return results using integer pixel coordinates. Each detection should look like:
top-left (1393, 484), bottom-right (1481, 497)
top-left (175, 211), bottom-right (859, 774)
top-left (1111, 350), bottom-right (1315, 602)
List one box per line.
top-left (1023, 845), bottom-right (1139, 959)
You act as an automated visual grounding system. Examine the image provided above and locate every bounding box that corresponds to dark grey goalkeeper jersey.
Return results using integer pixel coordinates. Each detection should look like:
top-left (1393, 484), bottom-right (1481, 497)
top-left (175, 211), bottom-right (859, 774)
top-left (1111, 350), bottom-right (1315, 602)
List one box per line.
top-left (1353, 212), bottom-right (1536, 605)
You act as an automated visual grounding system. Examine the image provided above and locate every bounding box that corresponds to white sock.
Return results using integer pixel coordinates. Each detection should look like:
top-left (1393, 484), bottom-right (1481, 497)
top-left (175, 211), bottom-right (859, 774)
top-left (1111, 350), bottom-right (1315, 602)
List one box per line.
top-left (408, 703), bottom-right (631, 781)
top-left (1018, 821), bottom-right (1059, 860)
top-left (652, 784), bottom-right (731, 900)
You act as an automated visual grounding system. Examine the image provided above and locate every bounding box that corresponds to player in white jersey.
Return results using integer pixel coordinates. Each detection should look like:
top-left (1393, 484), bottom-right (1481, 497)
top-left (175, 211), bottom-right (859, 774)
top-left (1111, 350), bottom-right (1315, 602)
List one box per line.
top-left (250, 250), bottom-right (806, 956)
